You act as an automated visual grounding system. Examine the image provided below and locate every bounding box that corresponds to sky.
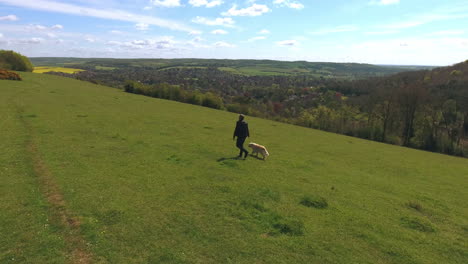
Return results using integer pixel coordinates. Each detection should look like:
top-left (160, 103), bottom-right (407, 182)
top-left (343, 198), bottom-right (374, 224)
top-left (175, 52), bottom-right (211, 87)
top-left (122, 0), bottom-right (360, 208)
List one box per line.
top-left (0, 0), bottom-right (467, 65)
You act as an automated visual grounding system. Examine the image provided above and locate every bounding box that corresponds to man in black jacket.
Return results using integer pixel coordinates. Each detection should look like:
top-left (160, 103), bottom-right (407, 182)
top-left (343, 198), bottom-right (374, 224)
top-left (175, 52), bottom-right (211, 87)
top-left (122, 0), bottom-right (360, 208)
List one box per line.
top-left (233, 114), bottom-right (250, 159)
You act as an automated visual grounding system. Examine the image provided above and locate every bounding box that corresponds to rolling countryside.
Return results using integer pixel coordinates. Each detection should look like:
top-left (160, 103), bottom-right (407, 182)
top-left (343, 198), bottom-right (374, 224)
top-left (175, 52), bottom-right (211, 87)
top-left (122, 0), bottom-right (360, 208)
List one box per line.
top-left (1, 72), bottom-right (467, 263)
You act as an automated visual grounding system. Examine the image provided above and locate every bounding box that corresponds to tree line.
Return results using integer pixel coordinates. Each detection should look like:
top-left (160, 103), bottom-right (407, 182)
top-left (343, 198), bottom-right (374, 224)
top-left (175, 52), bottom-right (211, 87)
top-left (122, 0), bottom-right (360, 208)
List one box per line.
top-left (124, 81), bottom-right (224, 110)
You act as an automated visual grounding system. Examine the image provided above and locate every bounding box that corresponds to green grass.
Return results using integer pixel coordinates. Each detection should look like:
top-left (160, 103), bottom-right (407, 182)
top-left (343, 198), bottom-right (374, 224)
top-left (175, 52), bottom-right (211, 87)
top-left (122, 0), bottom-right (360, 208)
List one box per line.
top-left (157, 66), bottom-right (208, 71)
top-left (218, 66), bottom-right (310, 76)
top-left (1, 73), bottom-right (468, 263)
top-left (33, 67), bottom-right (85, 74)
top-left (95, 66), bottom-right (116, 71)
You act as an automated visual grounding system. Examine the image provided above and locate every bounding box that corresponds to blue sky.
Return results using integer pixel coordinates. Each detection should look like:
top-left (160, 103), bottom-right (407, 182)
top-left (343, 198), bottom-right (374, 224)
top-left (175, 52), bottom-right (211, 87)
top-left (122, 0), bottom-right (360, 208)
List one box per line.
top-left (0, 0), bottom-right (467, 65)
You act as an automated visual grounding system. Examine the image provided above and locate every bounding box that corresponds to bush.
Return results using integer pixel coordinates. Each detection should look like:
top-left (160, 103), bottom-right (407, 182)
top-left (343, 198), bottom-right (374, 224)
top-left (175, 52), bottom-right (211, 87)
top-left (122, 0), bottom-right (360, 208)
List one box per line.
top-left (185, 90), bottom-right (203, 105)
top-left (202, 92), bottom-right (223, 109)
top-left (449, 70), bottom-right (462, 76)
top-left (300, 195), bottom-right (328, 209)
top-left (0, 69), bottom-right (22, 80)
top-left (385, 135), bottom-right (402, 145)
top-left (0, 50), bottom-right (34, 72)
top-left (226, 103), bottom-right (250, 115)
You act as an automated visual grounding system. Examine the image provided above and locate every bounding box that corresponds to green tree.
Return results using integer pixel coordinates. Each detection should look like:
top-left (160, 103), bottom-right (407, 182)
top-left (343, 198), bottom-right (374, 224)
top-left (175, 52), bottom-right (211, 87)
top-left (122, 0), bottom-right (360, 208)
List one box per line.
top-left (0, 50), bottom-right (34, 72)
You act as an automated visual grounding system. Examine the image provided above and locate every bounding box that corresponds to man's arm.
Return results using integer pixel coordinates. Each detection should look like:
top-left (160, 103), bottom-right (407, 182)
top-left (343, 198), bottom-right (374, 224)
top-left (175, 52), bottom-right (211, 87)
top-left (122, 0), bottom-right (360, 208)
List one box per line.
top-left (233, 123), bottom-right (239, 140)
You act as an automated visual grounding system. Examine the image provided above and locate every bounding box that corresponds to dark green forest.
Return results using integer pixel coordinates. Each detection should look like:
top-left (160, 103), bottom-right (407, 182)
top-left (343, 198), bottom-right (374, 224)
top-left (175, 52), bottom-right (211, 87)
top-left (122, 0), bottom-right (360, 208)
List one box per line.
top-left (32, 57), bottom-right (467, 157)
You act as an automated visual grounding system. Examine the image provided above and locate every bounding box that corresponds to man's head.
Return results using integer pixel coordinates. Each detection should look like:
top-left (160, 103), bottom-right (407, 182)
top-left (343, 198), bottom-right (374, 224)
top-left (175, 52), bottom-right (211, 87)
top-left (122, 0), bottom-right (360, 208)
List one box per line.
top-left (238, 114), bottom-right (245, 121)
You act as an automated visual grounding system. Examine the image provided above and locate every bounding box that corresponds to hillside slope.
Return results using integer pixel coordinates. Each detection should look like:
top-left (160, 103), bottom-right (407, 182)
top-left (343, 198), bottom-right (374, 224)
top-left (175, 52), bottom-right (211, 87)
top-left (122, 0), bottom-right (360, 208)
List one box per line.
top-left (1, 73), bottom-right (467, 264)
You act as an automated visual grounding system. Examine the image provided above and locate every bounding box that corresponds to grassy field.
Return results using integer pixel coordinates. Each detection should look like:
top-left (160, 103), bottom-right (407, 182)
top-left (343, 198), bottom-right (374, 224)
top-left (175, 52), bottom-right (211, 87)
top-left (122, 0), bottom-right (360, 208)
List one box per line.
top-left (1, 73), bottom-right (467, 263)
top-left (33, 67), bottom-right (85, 74)
top-left (94, 66), bottom-right (116, 71)
top-left (218, 66), bottom-right (309, 76)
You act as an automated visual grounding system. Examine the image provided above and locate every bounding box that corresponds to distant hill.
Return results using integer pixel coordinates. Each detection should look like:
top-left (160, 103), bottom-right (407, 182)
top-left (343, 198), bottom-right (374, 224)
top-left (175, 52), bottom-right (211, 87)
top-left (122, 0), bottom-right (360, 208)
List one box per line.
top-left (30, 57), bottom-right (433, 78)
top-left (1, 72), bottom-right (467, 263)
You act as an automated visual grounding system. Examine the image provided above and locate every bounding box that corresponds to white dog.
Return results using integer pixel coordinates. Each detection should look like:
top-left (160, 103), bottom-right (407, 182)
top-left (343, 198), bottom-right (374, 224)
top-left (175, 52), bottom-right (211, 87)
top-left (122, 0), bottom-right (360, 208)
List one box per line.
top-left (248, 143), bottom-right (269, 160)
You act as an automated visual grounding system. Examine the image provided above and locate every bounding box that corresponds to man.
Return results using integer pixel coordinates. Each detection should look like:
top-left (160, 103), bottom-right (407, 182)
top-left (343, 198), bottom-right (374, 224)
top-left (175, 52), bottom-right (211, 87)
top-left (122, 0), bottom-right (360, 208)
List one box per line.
top-left (233, 114), bottom-right (250, 159)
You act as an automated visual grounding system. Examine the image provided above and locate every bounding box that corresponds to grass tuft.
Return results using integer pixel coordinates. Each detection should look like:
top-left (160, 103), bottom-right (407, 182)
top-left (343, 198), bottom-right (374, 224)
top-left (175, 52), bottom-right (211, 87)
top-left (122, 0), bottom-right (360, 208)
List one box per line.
top-left (98, 210), bottom-right (125, 226)
top-left (406, 201), bottom-right (423, 212)
top-left (400, 217), bottom-right (435, 233)
top-left (273, 218), bottom-right (305, 236)
top-left (300, 195), bottom-right (328, 209)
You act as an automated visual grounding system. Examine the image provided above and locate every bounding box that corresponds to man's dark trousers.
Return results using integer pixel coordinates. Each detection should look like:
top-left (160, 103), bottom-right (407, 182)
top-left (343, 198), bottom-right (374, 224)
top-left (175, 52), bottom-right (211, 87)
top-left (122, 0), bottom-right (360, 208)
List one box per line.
top-left (236, 137), bottom-right (248, 157)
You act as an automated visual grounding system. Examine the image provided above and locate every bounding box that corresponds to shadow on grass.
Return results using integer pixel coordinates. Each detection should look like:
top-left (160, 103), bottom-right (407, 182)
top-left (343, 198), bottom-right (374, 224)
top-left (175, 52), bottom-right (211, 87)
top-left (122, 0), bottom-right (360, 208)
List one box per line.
top-left (217, 156), bottom-right (241, 162)
top-left (249, 154), bottom-right (265, 161)
top-left (217, 154), bottom-right (265, 162)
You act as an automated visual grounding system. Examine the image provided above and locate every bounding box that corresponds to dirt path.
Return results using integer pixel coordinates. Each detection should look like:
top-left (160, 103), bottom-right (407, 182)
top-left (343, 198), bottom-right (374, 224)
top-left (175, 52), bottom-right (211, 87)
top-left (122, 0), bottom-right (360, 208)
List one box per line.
top-left (17, 104), bottom-right (93, 264)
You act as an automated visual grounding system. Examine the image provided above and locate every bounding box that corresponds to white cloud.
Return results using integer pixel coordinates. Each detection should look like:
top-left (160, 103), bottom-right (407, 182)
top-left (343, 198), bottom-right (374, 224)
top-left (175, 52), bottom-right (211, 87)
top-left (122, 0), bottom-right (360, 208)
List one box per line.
top-left (135, 23), bottom-right (149, 31)
top-left (192, 16), bottom-right (235, 27)
top-left (47, 33), bottom-right (57, 38)
top-left (107, 40), bottom-right (121, 46)
top-left (213, 41), bottom-right (235, 48)
top-left (277, 39), bottom-right (298, 46)
top-left (24, 24), bottom-right (63, 31)
top-left (211, 29), bottom-right (228, 35)
top-left (107, 37), bottom-right (176, 50)
top-left (310, 25), bottom-right (358, 35)
top-left (189, 0), bottom-right (223, 8)
top-left (273, 0), bottom-right (304, 10)
top-left (187, 36), bottom-right (210, 48)
top-left (109, 30), bottom-right (123, 34)
top-left (189, 30), bottom-right (202, 35)
top-left (85, 37), bottom-right (95, 43)
top-left (24, 37), bottom-right (43, 44)
top-left (192, 36), bottom-right (203, 42)
top-left (0, 14), bottom-right (18, 21)
top-left (149, 0), bottom-right (181, 7)
top-left (0, 0), bottom-right (193, 32)
top-left (0, 33), bottom-right (3, 38)
top-left (259, 29), bottom-right (270, 34)
top-left (34, 25), bottom-right (47, 30)
top-left (248, 36), bottom-right (266, 42)
top-left (222, 4), bottom-right (270, 16)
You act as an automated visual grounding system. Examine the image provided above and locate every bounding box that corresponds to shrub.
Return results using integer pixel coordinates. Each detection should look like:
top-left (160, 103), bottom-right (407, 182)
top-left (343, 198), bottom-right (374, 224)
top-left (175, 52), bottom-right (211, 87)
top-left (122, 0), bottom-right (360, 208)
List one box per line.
top-left (226, 103), bottom-right (252, 116)
top-left (124, 80), bottom-right (136, 93)
top-left (449, 70), bottom-right (462, 76)
top-left (202, 92), bottom-right (223, 109)
top-left (0, 69), bottom-right (22, 80)
top-left (300, 195), bottom-right (328, 209)
top-left (185, 90), bottom-right (203, 105)
top-left (0, 50), bottom-right (34, 72)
